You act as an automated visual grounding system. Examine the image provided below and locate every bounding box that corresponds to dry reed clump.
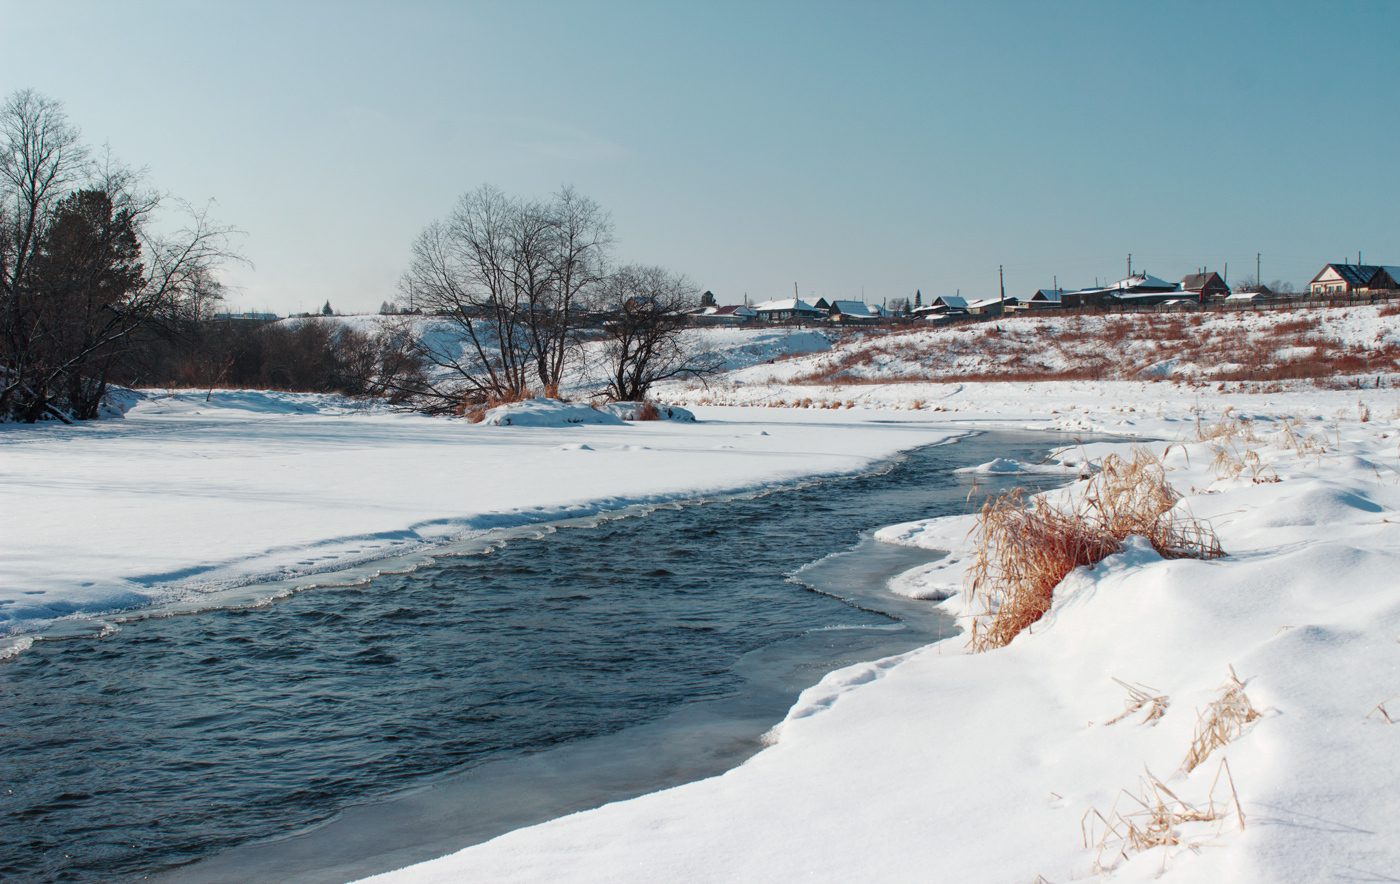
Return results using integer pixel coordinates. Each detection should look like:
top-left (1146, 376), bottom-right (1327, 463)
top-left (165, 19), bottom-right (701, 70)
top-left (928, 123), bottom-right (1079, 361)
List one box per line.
top-left (635, 401), bottom-right (661, 421)
top-left (1180, 666), bottom-right (1261, 774)
top-left (1083, 760), bottom-right (1245, 875)
top-left (965, 450), bottom-right (1223, 652)
top-left (458, 388), bottom-right (536, 422)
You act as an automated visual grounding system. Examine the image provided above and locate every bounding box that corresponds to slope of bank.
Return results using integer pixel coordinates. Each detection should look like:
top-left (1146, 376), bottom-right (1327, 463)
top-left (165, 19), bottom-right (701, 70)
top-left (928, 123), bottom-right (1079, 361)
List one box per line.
top-left (357, 394), bottom-right (1400, 883)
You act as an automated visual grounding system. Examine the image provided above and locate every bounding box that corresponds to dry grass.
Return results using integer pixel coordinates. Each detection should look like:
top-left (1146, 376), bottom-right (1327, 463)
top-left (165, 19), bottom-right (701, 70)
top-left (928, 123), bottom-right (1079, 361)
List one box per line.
top-left (1193, 413), bottom-right (1282, 483)
top-left (1083, 759), bottom-right (1245, 874)
top-left (1180, 667), bottom-right (1262, 774)
top-left (1104, 677), bottom-right (1171, 726)
top-left (781, 307), bottom-right (1400, 386)
top-left (965, 450), bottom-right (1223, 652)
top-left (1367, 696), bottom-right (1399, 723)
top-left (634, 401), bottom-right (661, 421)
top-left (459, 388), bottom-right (535, 422)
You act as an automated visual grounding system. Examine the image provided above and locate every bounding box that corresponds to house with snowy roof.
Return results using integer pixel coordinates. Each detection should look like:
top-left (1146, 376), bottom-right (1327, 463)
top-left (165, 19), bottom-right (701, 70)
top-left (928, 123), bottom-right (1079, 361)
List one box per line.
top-left (1007, 288), bottom-right (1079, 310)
top-left (750, 298), bottom-right (825, 322)
top-left (690, 304), bottom-right (757, 326)
top-left (1179, 272), bottom-right (1229, 300)
top-left (812, 299), bottom-right (882, 324)
top-left (1309, 263), bottom-right (1400, 295)
top-left (911, 294), bottom-right (973, 321)
top-left (1070, 272), bottom-right (1181, 307)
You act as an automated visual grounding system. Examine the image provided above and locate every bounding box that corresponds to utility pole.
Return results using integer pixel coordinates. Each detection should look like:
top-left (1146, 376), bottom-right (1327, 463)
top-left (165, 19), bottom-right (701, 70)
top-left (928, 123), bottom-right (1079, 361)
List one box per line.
top-left (1257, 253), bottom-right (1261, 287)
top-left (1128, 254), bottom-right (1132, 277)
top-left (999, 265), bottom-right (1005, 308)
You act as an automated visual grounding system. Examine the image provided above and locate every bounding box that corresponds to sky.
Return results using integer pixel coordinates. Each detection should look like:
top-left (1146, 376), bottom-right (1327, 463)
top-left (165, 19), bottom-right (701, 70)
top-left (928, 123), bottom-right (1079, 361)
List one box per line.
top-left (2, 1), bottom-right (1396, 314)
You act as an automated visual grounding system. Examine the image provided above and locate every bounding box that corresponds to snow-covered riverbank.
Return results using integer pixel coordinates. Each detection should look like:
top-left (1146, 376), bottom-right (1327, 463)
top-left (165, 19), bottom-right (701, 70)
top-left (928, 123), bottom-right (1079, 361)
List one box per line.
top-left (350, 385), bottom-right (1398, 884)
top-left (1, 390), bottom-right (965, 652)
top-left (5, 382), bottom-right (1398, 881)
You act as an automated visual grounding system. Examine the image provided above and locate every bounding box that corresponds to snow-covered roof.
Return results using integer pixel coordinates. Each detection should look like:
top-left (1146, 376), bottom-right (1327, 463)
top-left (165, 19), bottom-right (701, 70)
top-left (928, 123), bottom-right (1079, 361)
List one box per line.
top-left (751, 298), bottom-right (822, 313)
top-left (965, 297), bottom-right (1004, 311)
top-left (932, 295), bottom-right (969, 309)
top-left (704, 305), bottom-right (757, 317)
top-left (828, 300), bottom-right (876, 317)
top-left (1180, 272), bottom-right (1227, 291)
top-left (1107, 273), bottom-right (1179, 293)
top-left (1029, 289), bottom-right (1063, 302)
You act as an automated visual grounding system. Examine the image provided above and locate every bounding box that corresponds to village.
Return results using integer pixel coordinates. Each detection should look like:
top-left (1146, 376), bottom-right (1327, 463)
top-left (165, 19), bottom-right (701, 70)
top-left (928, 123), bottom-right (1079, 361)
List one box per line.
top-left (693, 259), bottom-right (1400, 326)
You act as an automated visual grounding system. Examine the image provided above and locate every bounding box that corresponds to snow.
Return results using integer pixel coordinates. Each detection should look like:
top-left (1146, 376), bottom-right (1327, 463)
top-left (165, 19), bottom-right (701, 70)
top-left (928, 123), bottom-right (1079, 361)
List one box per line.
top-left (345, 379), bottom-right (1400, 884)
top-left (479, 399), bottom-right (625, 426)
top-left (6, 321), bottom-right (1400, 881)
top-left (0, 389), bottom-right (961, 649)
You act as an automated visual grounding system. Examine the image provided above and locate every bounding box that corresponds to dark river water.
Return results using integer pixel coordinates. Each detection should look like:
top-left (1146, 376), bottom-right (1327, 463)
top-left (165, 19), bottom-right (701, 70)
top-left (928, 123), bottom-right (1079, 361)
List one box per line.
top-left (0, 430), bottom-right (1076, 884)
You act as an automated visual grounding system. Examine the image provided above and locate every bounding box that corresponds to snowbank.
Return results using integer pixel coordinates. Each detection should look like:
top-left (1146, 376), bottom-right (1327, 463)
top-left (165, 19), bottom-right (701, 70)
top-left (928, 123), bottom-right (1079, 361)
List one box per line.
top-left (479, 399), bottom-right (626, 426)
top-left (357, 400), bottom-right (1400, 883)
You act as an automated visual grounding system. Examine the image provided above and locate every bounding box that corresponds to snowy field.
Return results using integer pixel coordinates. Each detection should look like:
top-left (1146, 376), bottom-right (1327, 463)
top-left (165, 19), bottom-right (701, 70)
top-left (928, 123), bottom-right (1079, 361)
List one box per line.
top-left (4, 351), bottom-right (1399, 880)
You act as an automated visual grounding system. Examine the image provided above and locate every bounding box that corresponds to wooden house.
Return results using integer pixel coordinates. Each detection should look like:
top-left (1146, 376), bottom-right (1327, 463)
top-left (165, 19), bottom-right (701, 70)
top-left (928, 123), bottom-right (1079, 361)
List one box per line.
top-left (750, 298), bottom-right (825, 322)
top-left (1309, 264), bottom-right (1400, 295)
top-left (1179, 272), bottom-right (1229, 299)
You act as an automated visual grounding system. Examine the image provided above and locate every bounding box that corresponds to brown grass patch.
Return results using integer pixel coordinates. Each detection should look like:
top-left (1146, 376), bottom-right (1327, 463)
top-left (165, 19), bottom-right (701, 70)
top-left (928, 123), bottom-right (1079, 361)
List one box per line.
top-left (1104, 677), bottom-right (1171, 726)
top-left (459, 388), bottom-right (535, 422)
top-left (1179, 666), bottom-right (1261, 774)
top-left (965, 450), bottom-right (1223, 652)
top-left (1084, 759), bottom-right (1245, 874)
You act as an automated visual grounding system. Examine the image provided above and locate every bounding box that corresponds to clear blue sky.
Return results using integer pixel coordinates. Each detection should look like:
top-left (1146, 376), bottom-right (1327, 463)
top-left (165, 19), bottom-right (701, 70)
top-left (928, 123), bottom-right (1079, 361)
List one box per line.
top-left (2, 1), bottom-right (1395, 313)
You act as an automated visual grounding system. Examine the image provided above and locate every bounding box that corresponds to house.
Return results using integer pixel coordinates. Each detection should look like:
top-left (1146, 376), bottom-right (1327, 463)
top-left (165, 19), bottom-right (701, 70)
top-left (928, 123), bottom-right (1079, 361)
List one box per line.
top-left (690, 304), bottom-right (757, 326)
top-left (966, 297), bottom-right (1006, 316)
top-left (820, 300), bottom-right (882, 324)
top-left (1179, 272), bottom-right (1229, 299)
top-left (750, 298), bottom-right (825, 322)
top-left (911, 294), bottom-right (971, 319)
top-left (1008, 288), bottom-right (1073, 310)
top-left (1225, 290), bottom-right (1268, 304)
top-left (1102, 272), bottom-right (1182, 306)
top-left (1309, 264), bottom-right (1400, 295)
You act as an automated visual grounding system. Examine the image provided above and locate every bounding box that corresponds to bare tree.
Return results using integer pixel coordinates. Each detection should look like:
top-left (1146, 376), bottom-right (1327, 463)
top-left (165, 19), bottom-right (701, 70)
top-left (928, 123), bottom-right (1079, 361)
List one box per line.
top-left (0, 89), bottom-right (240, 421)
top-left (598, 264), bottom-right (721, 402)
top-left (1, 89), bottom-right (89, 418)
top-left (532, 186), bottom-right (611, 394)
top-left (399, 184), bottom-right (611, 410)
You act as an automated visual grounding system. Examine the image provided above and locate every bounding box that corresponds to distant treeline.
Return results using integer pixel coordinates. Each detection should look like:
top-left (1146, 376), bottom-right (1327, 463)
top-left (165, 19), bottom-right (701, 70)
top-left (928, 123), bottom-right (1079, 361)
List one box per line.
top-left (131, 317), bottom-right (426, 401)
